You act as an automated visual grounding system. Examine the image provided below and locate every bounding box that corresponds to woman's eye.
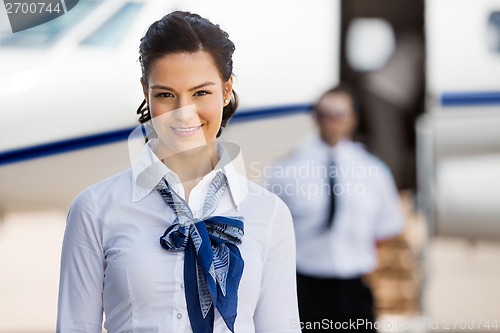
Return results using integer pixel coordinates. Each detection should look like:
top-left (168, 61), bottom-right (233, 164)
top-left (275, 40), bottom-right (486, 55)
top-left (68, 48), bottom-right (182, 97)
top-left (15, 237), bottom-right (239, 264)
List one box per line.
top-left (194, 90), bottom-right (211, 97)
top-left (156, 92), bottom-right (173, 98)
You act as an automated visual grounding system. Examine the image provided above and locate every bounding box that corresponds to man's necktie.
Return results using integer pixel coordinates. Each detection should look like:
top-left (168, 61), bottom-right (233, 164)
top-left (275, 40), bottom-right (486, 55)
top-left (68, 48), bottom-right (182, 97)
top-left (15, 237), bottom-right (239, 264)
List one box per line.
top-left (326, 161), bottom-right (336, 229)
top-left (155, 171), bottom-right (244, 333)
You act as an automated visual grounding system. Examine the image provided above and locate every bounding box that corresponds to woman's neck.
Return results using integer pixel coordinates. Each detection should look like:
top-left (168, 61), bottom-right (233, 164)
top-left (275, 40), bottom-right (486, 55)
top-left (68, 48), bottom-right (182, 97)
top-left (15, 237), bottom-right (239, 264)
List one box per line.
top-left (158, 143), bottom-right (219, 200)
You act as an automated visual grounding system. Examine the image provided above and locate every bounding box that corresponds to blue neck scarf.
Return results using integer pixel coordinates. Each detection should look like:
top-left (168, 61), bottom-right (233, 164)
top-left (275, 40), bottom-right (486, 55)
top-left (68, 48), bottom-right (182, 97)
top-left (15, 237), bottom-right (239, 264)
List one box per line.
top-left (155, 171), bottom-right (244, 333)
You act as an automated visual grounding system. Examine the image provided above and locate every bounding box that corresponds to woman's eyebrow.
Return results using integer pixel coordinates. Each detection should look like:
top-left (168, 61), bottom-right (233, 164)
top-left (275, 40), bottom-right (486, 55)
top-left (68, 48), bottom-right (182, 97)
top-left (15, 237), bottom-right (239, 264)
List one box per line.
top-left (189, 82), bottom-right (216, 91)
top-left (150, 84), bottom-right (175, 91)
top-left (150, 82), bottom-right (216, 92)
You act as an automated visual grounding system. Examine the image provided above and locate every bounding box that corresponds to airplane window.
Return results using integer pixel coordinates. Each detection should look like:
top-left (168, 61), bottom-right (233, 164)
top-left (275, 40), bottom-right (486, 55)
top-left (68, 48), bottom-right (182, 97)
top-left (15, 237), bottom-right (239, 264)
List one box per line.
top-left (80, 2), bottom-right (143, 48)
top-left (487, 11), bottom-right (500, 53)
top-left (0, 0), bottom-right (100, 48)
top-left (346, 18), bottom-right (396, 72)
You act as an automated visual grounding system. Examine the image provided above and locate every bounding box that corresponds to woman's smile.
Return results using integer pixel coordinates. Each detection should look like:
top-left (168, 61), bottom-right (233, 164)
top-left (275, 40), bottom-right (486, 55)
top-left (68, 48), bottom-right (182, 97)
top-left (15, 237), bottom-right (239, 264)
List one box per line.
top-left (169, 124), bottom-right (204, 137)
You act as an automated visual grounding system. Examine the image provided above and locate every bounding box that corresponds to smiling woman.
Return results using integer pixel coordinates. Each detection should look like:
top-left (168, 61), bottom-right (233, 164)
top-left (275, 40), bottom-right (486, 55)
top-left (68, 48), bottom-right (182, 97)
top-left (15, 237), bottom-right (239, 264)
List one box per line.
top-left (145, 52), bottom-right (231, 174)
top-left (137, 11), bottom-right (238, 138)
top-left (56, 10), bottom-right (301, 333)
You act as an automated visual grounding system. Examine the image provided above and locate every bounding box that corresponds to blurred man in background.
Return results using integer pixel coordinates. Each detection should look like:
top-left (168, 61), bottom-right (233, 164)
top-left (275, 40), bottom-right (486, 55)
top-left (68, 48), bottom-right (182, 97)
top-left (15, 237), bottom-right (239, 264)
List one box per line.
top-left (267, 84), bottom-right (404, 332)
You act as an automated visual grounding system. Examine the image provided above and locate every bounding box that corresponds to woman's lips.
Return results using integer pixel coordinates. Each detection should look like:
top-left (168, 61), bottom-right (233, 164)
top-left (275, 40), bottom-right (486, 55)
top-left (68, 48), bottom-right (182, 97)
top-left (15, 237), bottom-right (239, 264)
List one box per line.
top-left (169, 124), bottom-right (203, 137)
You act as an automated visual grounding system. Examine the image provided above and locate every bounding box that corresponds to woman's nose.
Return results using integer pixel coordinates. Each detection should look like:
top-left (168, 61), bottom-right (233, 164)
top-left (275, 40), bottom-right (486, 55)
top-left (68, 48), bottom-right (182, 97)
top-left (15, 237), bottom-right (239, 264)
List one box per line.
top-left (173, 103), bottom-right (198, 122)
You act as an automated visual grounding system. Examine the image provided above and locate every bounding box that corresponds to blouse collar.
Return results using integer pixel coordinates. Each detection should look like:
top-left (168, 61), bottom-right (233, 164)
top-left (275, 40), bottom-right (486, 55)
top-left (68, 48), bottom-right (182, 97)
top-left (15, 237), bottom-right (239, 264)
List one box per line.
top-left (131, 139), bottom-right (245, 211)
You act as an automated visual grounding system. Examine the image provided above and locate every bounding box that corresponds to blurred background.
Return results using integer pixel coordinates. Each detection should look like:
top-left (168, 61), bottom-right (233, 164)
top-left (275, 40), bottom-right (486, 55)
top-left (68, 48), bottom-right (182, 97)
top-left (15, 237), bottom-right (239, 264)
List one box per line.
top-left (1, 0), bottom-right (500, 331)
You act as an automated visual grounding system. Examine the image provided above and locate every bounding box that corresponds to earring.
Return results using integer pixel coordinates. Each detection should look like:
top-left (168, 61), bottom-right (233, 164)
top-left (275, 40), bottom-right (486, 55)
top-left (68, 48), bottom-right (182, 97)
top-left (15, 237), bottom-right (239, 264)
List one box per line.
top-left (224, 99), bottom-right (230, 105)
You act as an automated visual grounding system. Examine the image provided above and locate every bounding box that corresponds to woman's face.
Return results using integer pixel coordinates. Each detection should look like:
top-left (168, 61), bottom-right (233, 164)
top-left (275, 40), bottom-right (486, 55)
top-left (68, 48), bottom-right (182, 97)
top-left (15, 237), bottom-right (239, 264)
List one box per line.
top-left (142, 51), bottom-right (232, 157)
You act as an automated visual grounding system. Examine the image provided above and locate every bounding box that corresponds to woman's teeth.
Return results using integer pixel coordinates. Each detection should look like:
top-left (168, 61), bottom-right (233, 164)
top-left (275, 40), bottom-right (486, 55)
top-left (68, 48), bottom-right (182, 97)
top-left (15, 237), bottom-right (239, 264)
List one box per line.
top-left (172, 125), bottom-right (202, 132)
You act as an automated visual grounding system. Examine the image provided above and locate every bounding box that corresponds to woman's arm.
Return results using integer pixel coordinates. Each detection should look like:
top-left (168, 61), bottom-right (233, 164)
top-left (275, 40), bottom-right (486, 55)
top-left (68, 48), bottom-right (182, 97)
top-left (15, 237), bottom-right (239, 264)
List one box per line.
top-left (253, 197), bottom-right (301, 333)
top-left (57, 189), bottom-right (105, 333)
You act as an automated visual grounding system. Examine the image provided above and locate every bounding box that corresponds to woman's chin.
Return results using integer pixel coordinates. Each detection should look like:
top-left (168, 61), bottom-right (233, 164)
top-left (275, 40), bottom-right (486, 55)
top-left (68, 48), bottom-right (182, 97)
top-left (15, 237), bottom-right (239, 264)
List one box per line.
top-left (156, 137), bottom-right (211, 159)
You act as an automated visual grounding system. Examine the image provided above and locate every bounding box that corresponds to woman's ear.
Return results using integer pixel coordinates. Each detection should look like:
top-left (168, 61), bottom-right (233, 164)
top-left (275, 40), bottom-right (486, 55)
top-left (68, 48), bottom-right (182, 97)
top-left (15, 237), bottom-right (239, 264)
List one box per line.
top-left (224, 76), bottom-right (234, 100)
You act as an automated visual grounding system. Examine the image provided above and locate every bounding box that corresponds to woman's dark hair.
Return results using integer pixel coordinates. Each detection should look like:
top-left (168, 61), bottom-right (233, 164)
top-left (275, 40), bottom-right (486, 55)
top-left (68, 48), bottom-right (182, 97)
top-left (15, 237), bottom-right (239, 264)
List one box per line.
top-left (138, 11), bottom-right (238, 137)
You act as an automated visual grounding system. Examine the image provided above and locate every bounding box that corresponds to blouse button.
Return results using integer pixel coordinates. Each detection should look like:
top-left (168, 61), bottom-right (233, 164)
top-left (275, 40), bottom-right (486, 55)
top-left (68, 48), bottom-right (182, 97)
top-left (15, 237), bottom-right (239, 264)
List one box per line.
top-left (180, 283), bottom-right (184, 289)
top-left (177, 313), bottom-right (182, 319)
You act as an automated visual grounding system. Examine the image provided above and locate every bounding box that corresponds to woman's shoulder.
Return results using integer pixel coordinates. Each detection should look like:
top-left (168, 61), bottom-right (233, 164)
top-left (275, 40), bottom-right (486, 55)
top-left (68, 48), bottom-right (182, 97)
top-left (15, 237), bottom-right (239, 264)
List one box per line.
top-left (70, 168), bottom-right (133, 208)
top-left (234, 174), bottom-right (291, 216)
top-left (234, 173), bottom-right (277, 198)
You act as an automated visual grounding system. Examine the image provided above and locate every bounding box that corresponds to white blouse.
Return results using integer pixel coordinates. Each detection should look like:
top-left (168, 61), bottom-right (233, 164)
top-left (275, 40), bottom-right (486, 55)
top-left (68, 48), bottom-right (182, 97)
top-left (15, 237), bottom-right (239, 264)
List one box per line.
top-left (57, 140), bottom-right (300, 333)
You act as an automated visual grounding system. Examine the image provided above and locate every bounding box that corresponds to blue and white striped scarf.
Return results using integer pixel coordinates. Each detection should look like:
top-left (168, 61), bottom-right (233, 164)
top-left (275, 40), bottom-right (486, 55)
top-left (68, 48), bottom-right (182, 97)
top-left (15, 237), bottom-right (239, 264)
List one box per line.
top-left (156, 171), bottom-right (244, 333)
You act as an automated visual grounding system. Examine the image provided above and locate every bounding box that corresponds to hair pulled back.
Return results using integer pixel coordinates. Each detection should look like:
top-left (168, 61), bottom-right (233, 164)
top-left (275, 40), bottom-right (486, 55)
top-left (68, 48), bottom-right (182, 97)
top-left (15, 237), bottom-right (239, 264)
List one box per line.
top-left (138, 11), bottom-right (238, 137)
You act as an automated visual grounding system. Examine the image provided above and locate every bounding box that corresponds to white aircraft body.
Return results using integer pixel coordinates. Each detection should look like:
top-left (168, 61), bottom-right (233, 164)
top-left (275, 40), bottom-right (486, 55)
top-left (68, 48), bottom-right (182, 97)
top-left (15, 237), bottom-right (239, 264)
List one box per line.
top-left (417, 0), bottom-right (500, 240)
